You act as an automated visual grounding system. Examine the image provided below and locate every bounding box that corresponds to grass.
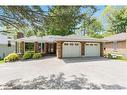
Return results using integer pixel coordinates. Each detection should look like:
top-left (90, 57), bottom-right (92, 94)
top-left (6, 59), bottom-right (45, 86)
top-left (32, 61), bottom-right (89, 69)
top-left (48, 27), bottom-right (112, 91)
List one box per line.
top-left (0, 60), bottom-right (5, 64)
top-left (120, 57), bottom-right (127, 61)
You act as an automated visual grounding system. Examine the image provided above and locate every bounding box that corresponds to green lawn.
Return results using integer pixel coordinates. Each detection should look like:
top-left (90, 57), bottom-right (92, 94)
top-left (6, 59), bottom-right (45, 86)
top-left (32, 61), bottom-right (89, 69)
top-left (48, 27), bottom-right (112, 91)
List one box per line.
top-left (121, 57), bottom-right (127, 61)
top-left (0, 60), bottom-right (5, 64)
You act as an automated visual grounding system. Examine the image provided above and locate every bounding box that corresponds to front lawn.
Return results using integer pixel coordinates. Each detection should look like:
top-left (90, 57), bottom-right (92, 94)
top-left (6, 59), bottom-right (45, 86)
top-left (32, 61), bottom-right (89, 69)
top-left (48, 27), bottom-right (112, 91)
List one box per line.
top-left (119, 57), bottom-right (127, 61)
top-left (0, 60), bottom-right (4, 64)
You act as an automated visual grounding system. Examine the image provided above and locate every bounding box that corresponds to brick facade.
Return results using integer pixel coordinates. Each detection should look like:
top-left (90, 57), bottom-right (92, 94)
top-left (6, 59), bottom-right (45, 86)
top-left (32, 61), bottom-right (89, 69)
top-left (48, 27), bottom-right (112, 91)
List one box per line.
top-left (34, 42), bottom-right (39, 53)
top-left (100, 43), bottom-right (104, 56)
top-left (104, 40), bottom-right (127, 56)
top-left (20, 41), bottom-right (24, 54)
top-left (17, 32), bottom-right (24, 39)
top-left (56, 41), bottom-right (63, 58)
top-left (81, 42), bottom-right (85, 56)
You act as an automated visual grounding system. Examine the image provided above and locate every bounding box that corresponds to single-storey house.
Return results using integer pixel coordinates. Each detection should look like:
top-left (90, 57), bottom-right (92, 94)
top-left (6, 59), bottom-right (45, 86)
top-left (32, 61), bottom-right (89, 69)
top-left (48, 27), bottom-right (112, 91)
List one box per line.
top-left (102, 32), bottom-right (127, 56)
top-left (0, 34), bottom-right (15, 59)
top-left (16, 33), bottom-right (104, 58)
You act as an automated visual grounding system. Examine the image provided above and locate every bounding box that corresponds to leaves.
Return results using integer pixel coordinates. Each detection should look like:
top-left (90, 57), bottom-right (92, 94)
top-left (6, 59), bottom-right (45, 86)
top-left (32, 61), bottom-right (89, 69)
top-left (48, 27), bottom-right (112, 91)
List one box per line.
top-left (102, 6), bottom-right (127, 34)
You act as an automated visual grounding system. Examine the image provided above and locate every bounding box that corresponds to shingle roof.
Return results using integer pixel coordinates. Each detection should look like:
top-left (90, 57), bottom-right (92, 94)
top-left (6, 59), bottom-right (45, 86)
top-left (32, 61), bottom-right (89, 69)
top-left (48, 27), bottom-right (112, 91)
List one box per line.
top-left (101, 33), bottom-right (127, 42)
top-left (17, 34), bottom-right (104, 43)
top-left (55, 34), bottom-right (103, 42)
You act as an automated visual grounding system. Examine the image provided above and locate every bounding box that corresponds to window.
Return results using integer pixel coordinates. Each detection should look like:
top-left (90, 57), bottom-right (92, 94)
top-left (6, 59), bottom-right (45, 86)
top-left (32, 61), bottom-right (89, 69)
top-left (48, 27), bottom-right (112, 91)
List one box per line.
top-left (90, 44), bottom-right (93, 46)
top-left (94, 44), bottom-right (98, 46)
top-left (75, 43), bottom-right (79, 46)
top-left (113, 41), bottom-right (117, 51)
top-left (86, 44), bottom-right (89, 46)
top-left (8, 41), bottom-right (11, 47)
top-left (25, 43), bottom-right (34, 51)
top-left (70, 43), bottom-right (74, 45)
top-left (64, 43), bottom-right (68, 45)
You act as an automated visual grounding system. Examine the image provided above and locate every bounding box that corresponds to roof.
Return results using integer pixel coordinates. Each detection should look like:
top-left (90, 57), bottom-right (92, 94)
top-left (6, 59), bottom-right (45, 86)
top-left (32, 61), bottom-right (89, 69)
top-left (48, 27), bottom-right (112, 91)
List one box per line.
top-left (16, 34), bottom-right (104, 43)
top-left (56, 34), bottom-right (103, 42)
top-left (16, 36), bottom-right (43, 42)
top-left (101, 33), bottom-right (127, 42)
top-left (0, 34), bottom-right (15, 45)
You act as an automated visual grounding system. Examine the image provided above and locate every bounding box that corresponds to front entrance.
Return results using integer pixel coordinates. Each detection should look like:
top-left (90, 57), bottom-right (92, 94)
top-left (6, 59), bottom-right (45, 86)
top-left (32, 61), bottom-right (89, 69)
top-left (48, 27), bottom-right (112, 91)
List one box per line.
top-left (46, 43), bottom-right (56, 54)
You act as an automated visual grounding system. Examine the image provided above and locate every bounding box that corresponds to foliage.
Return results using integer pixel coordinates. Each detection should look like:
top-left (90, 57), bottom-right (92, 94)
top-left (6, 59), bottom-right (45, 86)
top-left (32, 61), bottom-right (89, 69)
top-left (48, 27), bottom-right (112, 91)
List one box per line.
top-left (102, 6), bottom-right (127, 34)
top-left (83, 17), bottom-right (103, 38)
top-left (0, 6), bottom-right (103, 37)
top-left (0, 6), bottom-right (45, 34)
top-left (107, 53), bottom-right (112, 59)
top-left (32, 53), bottom-right (42, 59)
top-left (4, 53), bottom-right (19, 62)
top-left (0, 60), bottom-right (4, 64)
top-left (44, 6), bottom-right (98, 36)
top-left (23, 51), bottom-right (33, 59)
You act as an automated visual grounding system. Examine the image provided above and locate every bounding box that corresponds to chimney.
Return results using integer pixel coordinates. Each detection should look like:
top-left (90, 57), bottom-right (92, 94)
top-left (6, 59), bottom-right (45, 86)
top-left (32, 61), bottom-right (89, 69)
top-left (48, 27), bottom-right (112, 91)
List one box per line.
top-left (17, 32), bottom-right (24, 39)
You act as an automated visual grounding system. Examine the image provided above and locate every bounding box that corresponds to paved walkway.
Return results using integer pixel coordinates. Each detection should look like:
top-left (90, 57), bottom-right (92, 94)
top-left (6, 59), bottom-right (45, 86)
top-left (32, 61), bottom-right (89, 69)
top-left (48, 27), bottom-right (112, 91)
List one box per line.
top-left (0, 56), bottom-right (127, 87)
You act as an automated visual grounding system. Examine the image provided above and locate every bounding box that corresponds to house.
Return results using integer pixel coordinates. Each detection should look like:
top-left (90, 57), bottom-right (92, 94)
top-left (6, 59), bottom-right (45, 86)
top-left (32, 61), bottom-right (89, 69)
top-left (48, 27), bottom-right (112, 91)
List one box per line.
top-left (102, 32), bottom-right (127, 56)
top-left (0, 34), bottom-right (15, 59)
top-left (16, 33), bottom-right (104, 58)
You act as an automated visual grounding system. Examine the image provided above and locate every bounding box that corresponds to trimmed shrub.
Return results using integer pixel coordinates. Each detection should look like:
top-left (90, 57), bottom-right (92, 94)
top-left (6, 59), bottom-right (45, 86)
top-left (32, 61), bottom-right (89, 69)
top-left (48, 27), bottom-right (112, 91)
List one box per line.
top-left (4, 53), bottom-right (19, 62)
top-left (23, 51), bottom-right (32, 59)
top-left (32, 53), bottom-right (42, 59)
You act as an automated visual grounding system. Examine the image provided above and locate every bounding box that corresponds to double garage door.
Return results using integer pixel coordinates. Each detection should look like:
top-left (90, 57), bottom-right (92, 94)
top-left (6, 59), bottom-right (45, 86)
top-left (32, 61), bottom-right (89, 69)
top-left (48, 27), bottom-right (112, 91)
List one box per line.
top-left (62, 42), bottom-right (100, 57)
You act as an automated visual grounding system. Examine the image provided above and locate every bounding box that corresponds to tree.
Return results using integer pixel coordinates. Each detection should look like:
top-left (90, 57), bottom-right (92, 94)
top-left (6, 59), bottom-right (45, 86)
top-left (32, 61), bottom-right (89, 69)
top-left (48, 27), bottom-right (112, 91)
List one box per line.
top-left (102, 6), bottom-right (127, 34)
top-left (44, 6), bottom-right (98, 36)
top-left (82, 17), bottom-right (103, 38)
top-left (0, 6), bottom-right (45, 33)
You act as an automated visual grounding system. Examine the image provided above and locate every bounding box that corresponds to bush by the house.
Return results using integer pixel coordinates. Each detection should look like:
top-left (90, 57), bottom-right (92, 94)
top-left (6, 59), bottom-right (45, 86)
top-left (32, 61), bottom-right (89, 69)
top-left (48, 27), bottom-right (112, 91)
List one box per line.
top-left (23, 51), bottom-right (33, 59)
top-left (32, 53), bottom-right (42, 59)
top-left (107, 53), bottom-right (112, 59)
top-left (107, 53), bottom-right (123, 60)
top-left (4, 53), bottom-right (19, 62)
top-left (116, 55), bottom-right (123, 60)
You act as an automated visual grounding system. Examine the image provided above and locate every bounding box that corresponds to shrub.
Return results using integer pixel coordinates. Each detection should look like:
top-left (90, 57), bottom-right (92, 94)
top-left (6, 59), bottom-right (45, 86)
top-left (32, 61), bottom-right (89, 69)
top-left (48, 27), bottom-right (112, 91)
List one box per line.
top-left (107, 53), bottom-right (112, 59)
top-left (23, 51), bottom-right (32, 59)
top-left (116, 55), bottom-right (123, 60)
top-left (32, 53), bottom-right (42, 59)
top-left (4, 53), bottom-right (19, 62)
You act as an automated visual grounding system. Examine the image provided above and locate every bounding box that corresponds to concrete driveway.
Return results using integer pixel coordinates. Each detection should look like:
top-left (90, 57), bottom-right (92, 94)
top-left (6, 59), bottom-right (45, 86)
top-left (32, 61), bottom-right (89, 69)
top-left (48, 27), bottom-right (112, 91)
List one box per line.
top-left (0, 56), bottom-right (127, 87)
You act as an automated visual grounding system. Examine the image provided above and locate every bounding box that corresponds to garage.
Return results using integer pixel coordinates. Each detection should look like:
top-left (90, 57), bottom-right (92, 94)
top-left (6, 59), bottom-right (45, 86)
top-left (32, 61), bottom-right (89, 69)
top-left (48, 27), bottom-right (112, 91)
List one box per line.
top-left (85, 43), bottom-right (100, 57)
top-left (62, 42), bottom-right (81, 57)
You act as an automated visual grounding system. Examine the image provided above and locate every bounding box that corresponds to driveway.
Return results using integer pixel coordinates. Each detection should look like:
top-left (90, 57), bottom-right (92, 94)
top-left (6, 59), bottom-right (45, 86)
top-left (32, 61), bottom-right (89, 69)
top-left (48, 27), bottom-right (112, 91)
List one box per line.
top-left (0, 56), bottom-right (127, 87)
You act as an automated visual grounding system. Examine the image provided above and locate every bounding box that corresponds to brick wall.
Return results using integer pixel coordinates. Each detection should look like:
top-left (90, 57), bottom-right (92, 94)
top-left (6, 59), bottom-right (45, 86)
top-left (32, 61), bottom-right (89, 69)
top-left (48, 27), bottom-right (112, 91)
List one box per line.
top-left (34, 42), bottom-right (39, 53)
top-left (56, 41), bottom-right (62, 58)
top-left (104, 40), bottom-right (127, 56)
top-left (117, 41), bottom-right (126, 49)
top-left (20, 41), bottom-right (24, 54)
top-left (80, 42), bottom-right (85, 56)
top-left (17, 32), bottom-right (24, 39)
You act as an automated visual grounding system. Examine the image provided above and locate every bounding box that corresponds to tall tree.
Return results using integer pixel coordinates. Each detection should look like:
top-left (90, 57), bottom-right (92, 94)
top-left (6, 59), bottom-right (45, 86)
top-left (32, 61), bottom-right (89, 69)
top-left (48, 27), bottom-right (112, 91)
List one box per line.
top-left (102, 6), bottom-right (127, 34)
top-left (0, 6), bottom-right (45, 33)
top-left (44, 6), bottom-right (97, 36)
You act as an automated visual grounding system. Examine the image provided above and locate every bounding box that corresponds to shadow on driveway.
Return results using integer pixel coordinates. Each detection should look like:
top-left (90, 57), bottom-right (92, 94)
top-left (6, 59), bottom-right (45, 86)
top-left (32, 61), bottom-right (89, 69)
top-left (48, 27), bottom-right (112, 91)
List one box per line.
top-left (0, 73), bottom-right (125, 90)
top-left (62, 57), bottom-right (111, 63)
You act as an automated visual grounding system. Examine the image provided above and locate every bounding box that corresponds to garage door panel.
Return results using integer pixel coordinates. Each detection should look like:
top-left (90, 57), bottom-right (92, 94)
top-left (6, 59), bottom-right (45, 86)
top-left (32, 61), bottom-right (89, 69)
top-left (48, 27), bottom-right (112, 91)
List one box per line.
top-left (85, 43), bottom-right (100, 57)
top-left (62, 42), bottom-right (81, 57)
